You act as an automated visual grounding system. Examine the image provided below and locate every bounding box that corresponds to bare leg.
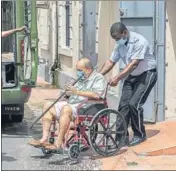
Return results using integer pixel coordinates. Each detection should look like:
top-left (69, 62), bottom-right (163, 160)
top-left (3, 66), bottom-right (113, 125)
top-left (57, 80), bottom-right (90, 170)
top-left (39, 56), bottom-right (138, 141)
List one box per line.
top-left (57, 105), bottom-right (73, 148)
top-left (56, 121), bottom-right (75, 142)
top-left (45, 105), bottom-right (73, 149)
top-left (28, 101), bottom-right (57, 146)
top-left (40, 102), bottom-right (57, 143)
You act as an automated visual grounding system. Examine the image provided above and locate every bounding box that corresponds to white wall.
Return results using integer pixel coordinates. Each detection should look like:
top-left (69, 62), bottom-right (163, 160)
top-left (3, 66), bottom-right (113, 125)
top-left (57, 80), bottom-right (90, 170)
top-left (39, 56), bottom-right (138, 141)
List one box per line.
top-left (165, 1), bottom-right (176, 120)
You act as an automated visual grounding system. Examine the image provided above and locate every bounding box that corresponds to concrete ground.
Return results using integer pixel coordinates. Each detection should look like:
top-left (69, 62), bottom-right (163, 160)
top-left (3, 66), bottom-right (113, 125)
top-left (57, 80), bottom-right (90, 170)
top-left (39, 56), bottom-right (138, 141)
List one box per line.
top-left (2, 77), bottom-right (175, 170)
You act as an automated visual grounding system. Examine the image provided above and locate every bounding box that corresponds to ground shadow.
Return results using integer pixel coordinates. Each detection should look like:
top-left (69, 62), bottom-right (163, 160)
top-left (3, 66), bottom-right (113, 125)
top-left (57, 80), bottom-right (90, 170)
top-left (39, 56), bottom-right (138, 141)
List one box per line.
top-left (146, 129), bottom-right (160, 139)
top-left (2, 104), bottom-right (42, 138)
top-left (2, 152), bottom-right (17, 162)
top-left (128, 129), bottom-right (160, 141)
top-left (89, 148), bottom-right (128, 160)
top-left (48, 157), bottom-right (79, 166)
top-left (31, 154), bottom-right (53, 160)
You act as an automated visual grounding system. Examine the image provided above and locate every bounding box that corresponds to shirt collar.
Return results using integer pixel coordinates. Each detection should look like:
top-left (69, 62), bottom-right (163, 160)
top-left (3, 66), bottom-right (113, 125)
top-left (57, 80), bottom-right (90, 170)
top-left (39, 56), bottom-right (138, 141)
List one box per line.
top-left (84, 70), bottom-right (96, 82)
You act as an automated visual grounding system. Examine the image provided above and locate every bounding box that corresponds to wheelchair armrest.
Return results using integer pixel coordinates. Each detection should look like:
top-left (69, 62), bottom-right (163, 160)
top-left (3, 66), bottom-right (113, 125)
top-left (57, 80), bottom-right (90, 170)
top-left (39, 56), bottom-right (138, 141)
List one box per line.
top-left (77, 102), bottom-right (107, 116)
top-left (87, 98), bottom-right (106, 104)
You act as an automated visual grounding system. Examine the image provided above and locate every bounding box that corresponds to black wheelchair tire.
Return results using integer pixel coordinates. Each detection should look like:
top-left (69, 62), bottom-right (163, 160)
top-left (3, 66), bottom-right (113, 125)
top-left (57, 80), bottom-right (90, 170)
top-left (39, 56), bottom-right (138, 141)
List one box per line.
top-left (88, 108), bottom-right (127, 157)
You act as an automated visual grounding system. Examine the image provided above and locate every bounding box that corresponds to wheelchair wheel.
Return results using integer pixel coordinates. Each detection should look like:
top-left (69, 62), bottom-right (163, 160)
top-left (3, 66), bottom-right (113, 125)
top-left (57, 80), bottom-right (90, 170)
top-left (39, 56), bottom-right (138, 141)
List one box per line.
top-left (88, 108), bottom-right (127, 157)
top-left (68, 144), bottom-right (80, 161)
top-left (90, 123), bottom-right (98, 143)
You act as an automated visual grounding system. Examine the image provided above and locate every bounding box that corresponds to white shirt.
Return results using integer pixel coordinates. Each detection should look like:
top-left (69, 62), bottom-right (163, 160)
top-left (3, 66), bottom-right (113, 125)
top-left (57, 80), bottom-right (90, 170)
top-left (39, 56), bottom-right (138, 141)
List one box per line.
top-left (68, 70), bottom-right (107, 108)
top-left (110, 31), bottom-right (157, 76)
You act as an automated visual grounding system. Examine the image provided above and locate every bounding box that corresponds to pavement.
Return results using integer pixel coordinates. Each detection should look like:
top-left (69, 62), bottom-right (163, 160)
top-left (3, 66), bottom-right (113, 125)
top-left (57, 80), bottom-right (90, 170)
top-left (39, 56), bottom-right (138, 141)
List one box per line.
top-left (2, 76), bottom-right (176, 170)
top-left (101, 121), bottom-right (176, 170)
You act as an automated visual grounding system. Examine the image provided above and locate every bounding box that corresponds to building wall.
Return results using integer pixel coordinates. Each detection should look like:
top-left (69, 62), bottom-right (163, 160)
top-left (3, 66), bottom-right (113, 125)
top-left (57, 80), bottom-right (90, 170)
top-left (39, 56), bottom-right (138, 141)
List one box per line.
top-left (97, 1), bottom-right (121, 98)
top-left (165, 1), bottom-right (176, 120)
top-left (37, 1), bottom-right (54, 82)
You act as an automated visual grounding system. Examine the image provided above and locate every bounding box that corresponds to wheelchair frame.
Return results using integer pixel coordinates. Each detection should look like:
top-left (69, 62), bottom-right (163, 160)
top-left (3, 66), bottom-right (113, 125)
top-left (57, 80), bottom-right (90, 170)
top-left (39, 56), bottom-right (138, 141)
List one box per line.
top-left (41, 85), bottom-right (127, 160)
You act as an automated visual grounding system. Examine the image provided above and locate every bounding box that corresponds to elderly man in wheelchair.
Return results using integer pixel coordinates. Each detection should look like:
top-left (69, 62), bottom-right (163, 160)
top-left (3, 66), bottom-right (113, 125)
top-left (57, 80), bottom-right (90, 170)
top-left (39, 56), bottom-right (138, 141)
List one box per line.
top-left (28, 58), bottom-right (127, 159)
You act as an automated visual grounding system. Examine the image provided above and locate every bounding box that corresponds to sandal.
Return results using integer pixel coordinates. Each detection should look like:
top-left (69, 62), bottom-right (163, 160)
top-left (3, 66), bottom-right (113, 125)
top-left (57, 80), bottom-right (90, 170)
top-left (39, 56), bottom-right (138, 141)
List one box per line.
top-left (44, 144), bottom-right (64, 153)
top-left (28, 139), bottom-right (51, 148)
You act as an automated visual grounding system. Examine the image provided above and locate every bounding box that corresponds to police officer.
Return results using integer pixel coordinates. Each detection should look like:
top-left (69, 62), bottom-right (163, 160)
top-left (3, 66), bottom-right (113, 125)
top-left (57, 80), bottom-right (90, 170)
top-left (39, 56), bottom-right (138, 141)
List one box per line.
top-left (100, 22), bottom-right (157, 146)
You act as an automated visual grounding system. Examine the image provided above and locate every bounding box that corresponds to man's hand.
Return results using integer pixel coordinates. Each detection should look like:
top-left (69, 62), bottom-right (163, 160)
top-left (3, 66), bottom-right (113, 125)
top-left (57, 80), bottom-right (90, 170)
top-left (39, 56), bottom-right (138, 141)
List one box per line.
top-left (1, 26), bottom-right (26, 38)
top-left (16, 26), bottom-right (26, 32)
top-left (109, 59), bottom-right (140, 86)
top-left (109, 76), bottom-right (119, 87)
top-left (65, 84), bottom-right (78, 95)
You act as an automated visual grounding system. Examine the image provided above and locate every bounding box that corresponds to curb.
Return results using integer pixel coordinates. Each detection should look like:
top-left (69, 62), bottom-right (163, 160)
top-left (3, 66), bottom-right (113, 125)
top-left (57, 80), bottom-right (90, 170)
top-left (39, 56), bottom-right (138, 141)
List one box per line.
top-left (138, 145), bottom-right (176, 156)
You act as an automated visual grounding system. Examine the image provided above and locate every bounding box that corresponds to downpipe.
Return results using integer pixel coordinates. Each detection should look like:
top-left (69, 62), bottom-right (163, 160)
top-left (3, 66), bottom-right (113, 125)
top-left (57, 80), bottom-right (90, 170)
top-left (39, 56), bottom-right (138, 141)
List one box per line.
top-left (50, 1), bottom-right (60, 86)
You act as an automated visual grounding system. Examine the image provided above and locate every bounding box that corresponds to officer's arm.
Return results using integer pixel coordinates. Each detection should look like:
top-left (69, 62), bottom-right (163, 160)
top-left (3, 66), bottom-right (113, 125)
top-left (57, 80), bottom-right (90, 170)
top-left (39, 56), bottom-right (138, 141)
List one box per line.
top-left (114, 59), bottom-right (140, 82)
top-left (115, 39), bottom-right (148, 82)
top-left (99, 60), bottom-right (115, 76)
top-left (99, 43), bottom-right (120, 75)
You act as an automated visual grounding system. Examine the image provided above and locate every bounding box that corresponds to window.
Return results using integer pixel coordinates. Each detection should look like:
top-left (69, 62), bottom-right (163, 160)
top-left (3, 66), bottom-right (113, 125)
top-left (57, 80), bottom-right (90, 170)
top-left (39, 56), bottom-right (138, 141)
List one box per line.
top-left (65, 0), bottom-right (70, 47)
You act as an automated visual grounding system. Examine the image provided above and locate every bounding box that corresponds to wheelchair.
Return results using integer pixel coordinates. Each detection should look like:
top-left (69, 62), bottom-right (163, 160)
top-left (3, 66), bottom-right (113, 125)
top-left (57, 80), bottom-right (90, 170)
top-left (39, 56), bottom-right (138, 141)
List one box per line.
top-left (40, 86), bottom-right (127, 160)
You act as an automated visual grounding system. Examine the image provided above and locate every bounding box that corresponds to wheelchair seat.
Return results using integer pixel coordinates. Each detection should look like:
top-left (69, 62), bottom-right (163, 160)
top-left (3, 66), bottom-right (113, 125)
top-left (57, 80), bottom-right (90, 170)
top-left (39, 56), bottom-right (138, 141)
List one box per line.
top-left (77, 99), bottom-right (107, 116)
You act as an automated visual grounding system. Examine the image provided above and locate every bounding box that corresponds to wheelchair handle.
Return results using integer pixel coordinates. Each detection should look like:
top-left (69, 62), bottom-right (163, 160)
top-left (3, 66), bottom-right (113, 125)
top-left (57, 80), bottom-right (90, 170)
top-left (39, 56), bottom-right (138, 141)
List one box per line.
top-left (104, 83), bottom-right (110, 98)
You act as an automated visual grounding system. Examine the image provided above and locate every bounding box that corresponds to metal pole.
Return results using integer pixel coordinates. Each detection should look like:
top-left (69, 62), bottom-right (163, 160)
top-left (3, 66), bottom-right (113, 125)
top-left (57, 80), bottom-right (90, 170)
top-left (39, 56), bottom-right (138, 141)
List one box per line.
top-left (29, 75), bottom-right (83, 129)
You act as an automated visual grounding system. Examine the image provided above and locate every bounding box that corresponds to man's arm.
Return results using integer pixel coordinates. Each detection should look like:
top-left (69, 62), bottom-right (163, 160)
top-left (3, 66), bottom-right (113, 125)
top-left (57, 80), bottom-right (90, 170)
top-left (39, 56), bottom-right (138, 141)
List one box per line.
top-left (1, 26), bottom-right (26, 38)
top-left (66, 87), bottom-right (101, 100)
top-left (99, 42), bottom-right (120, 75)
top-left (66, 76), bottom-right (107, 100)
top-left (114, 59), bottom-right (140, 82)
top-left (76, 91), bottom-right (100, 100)
top-left (109, 39), bottom-right (148, 86)
top-left (99, 60), bottom-right (116, 75)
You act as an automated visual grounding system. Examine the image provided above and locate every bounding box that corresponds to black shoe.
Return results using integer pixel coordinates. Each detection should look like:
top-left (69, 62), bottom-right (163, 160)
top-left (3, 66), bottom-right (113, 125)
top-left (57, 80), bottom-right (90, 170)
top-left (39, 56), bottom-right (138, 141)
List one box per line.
top-left (129, 136), bottom-right (147, 147)
top-left (108, 137), bottom-right (129, 150)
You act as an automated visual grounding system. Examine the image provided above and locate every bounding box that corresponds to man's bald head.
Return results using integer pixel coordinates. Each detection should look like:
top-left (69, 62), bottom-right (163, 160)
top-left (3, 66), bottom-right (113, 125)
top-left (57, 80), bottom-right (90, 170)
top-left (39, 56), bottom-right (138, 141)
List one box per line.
top-left (76, 58), bottom-right (94, 70)
top-left (76, 58), bottom-right (94, 78)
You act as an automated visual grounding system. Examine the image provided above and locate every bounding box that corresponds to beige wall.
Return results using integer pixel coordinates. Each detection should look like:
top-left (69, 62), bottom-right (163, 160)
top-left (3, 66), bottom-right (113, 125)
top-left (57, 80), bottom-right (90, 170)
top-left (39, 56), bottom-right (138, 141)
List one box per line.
top-left (165, 1), bottom-right (176, 120)
top-left (97, 1), bottom-right (121, 97)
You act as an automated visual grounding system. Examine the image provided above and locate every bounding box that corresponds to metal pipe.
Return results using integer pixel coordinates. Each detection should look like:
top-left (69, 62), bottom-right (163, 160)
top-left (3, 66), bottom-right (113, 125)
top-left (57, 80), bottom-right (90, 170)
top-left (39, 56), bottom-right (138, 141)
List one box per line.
top-left (151, 0), bottom-right (157, 124)
top-left (55, 0), bottom-right (60, 69)
top-left (50, 1), bottom-right (60, 85)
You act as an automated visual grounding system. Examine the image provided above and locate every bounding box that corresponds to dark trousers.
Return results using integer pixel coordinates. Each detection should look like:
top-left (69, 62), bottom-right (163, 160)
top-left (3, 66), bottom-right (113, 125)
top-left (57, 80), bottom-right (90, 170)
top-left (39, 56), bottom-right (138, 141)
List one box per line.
top-left (118, 69), bottom-right (157, 138)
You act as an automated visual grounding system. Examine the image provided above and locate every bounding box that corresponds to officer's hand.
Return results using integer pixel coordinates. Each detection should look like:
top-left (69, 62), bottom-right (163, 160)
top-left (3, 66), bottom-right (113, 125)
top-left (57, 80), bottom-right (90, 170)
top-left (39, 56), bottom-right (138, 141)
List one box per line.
top-left (109, 77), bottom-right (119, 87)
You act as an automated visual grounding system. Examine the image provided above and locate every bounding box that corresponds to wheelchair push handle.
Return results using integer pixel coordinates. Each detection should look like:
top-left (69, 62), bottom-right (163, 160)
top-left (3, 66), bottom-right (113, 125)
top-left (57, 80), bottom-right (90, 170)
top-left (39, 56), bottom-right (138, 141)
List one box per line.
top-left (104, 82), bottom-right (110, 98)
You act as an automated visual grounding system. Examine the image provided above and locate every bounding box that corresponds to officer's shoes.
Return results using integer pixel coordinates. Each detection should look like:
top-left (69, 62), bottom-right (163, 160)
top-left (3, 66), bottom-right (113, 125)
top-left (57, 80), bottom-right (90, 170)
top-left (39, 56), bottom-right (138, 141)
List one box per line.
top-left (128, 135), bottom-right (147, 147)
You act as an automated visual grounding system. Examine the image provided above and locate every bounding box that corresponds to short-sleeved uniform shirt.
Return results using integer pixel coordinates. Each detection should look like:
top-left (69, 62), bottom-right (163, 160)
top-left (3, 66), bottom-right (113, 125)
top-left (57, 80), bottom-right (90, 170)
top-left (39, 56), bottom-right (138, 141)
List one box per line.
top-left (110, 31), bottom-right (157, 76)
top-left (67, 70), bottom-right (107, 109)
